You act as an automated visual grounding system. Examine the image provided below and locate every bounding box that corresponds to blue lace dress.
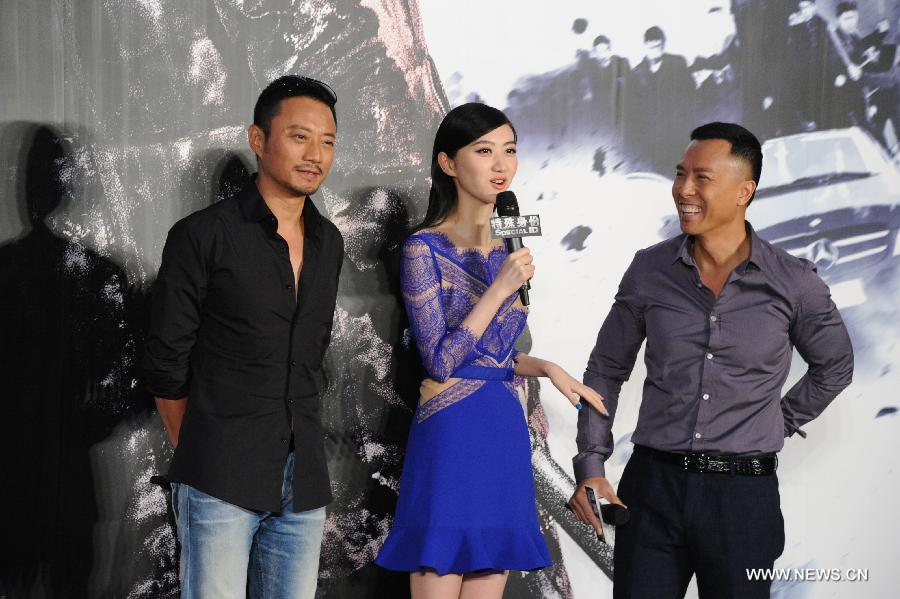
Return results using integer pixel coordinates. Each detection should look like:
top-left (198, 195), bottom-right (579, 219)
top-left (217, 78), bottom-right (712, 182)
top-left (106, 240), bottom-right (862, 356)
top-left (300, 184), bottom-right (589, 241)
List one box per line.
top-left (375, 230), bottom-right (551, 574)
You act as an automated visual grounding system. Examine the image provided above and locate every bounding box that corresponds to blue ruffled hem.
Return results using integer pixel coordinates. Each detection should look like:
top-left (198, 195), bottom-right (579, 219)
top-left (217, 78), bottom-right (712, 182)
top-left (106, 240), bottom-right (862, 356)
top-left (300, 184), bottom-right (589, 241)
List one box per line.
top-left (374, 525), bottom-right (551, 574)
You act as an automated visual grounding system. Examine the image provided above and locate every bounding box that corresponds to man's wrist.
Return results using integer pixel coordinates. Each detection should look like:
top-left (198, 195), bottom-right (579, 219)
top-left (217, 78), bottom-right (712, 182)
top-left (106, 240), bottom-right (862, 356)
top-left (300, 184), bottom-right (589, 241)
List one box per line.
top-left (573, 453), bottom-right (607, 481)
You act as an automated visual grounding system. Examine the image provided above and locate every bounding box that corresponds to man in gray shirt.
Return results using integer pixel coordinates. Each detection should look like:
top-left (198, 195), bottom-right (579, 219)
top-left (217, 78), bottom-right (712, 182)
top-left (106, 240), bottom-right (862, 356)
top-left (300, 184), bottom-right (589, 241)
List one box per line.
top-left (568, 122), bottom-right (853, 599)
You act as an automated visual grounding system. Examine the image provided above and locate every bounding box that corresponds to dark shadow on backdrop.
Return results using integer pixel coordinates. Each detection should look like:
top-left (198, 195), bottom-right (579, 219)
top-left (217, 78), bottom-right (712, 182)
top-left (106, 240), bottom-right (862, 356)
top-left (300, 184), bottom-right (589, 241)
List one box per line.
top-left (179, 148), bottom-right (253, 216)
top-left (143, 149), bottom-right (254, 597)
top-left (316, 184), bottom-right (419, 599)
top-left (0, 122), bottom-right (148, 598)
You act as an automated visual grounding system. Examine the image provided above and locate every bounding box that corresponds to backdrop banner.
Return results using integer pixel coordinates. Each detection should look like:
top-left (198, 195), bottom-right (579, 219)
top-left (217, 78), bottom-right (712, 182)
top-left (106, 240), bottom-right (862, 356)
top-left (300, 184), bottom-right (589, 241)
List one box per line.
top-left (2, 1), bottom-right (898, 598)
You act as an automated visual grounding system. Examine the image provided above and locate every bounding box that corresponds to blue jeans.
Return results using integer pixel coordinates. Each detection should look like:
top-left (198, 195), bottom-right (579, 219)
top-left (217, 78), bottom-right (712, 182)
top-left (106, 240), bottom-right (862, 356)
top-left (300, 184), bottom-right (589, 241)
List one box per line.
top-left (171, 453), bottom-right (326, 599)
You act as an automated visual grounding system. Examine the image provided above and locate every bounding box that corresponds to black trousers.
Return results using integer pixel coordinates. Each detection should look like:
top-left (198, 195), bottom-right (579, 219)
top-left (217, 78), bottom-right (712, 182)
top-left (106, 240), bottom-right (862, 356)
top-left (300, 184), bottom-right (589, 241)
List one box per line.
top-left (613, 448), bottom-right (785, 599)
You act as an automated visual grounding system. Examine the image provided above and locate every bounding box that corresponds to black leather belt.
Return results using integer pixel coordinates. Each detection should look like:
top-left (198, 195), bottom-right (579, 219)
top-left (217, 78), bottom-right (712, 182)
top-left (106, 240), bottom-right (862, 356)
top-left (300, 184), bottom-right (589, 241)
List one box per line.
top-left (634, 444), bottom-right (777, 476)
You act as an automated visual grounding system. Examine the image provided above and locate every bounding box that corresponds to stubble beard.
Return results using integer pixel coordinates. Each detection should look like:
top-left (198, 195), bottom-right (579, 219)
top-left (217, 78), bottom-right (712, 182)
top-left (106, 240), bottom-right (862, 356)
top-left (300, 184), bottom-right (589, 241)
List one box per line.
top-left (273, 169), bottom-right (322, 198)
top-left (286, 179), bottom-right (320, 198)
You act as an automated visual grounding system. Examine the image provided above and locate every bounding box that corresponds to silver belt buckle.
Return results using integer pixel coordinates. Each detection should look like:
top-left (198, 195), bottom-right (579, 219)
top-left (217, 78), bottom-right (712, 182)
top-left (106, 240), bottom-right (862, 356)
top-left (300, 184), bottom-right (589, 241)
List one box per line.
top-left (749, 458), bottom-right (763, 475)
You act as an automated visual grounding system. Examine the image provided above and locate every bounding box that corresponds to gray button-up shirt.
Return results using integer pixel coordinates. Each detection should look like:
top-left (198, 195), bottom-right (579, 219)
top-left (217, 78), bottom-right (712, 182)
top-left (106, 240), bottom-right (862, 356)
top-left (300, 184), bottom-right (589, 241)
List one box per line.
top-left (574, 223), bottom-right (854, 480)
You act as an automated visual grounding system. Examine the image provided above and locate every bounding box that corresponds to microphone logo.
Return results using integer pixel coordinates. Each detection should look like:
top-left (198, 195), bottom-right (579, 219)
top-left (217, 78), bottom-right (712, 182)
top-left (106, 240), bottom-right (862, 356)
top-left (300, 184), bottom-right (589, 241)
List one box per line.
top-left (490, 214), bottom-right (542, 239)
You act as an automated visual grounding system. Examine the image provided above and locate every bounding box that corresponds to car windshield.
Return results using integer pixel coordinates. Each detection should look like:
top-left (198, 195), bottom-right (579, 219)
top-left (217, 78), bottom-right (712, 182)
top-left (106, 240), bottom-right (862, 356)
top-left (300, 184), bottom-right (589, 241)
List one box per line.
top-left (758, 132), bottom-right (884, 193)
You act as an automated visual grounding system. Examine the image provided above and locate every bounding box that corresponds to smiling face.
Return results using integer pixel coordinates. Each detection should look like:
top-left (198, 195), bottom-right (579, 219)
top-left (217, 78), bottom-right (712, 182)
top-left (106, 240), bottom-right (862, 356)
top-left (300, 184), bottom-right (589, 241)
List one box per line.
top-left (672, 139), bottom-right (756, 237)
top-left (248, 95), bottom-right (336, 198)
top-left (439, 124), bottom-right (517, 206)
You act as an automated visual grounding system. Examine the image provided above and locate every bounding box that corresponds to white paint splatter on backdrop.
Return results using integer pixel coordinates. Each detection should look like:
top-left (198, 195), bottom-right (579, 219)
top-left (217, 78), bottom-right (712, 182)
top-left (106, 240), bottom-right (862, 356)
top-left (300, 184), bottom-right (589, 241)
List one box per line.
top-left (136, 0), bottom-right (163, 23)
top-left (188, 37), bottom-right (227, 106)
top-left (332, 305), bottom-right (398, 402)
top-left (207, 125), bottom-right (244, 146)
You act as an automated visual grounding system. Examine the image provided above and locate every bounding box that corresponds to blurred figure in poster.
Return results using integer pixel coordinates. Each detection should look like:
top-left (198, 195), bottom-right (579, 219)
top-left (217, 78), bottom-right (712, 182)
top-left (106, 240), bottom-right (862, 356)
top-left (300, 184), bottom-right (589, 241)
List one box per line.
top-left (829, 2), bottom-right (873, 132)
top-left (862, 17), bottom-right (900, 153)
top-left (691, 42), bottom-right (740, 127)
top-left (690, 3), bottom-right (742, 126)
top-left (588, 35), bottom-right (632, 145)
top-left (836, 4), bottom-right (900, 153)
top-left (786, 0), bottom-right (862, 131)
top-left (568, 122), bottom-right (854, 599)
top-left (731, 0), bottom-right (796, 138)
top-left (628, 26), bottom-right (696, 173)
top-left (570, 46), bottom-right (601, 136)
top-left (375, 102), bottom-right (606, 599)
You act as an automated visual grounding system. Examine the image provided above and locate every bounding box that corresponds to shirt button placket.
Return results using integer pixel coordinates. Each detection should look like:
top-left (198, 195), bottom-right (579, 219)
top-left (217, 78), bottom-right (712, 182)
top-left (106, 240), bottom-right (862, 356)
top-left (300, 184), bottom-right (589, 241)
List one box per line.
top-left (696, 349), bottom-right (713, 449)
top-left (696, 305), bottom-right (718, 450)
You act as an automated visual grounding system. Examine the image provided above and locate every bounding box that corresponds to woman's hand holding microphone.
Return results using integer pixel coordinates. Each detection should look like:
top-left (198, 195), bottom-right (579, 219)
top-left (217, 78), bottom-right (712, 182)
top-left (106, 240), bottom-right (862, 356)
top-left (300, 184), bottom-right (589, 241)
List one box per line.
top-left (490, 247), bottom-right (534, 299)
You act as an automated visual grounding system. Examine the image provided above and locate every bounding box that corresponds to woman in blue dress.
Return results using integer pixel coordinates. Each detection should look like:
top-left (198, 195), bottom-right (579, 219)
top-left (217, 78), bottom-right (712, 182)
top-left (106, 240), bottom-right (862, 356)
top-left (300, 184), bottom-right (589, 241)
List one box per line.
top-left (375, 103), bottom-right (606, 599)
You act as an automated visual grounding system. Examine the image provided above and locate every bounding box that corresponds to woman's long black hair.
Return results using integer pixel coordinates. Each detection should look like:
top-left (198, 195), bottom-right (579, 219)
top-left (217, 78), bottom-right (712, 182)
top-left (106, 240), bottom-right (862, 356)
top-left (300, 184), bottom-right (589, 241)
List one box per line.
top-left (412, 102), bottom-right (517, 233)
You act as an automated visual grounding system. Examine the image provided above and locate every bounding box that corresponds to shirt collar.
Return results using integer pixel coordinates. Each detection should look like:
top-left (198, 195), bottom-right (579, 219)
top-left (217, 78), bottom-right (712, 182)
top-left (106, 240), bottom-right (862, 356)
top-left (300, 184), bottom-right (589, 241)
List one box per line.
top-left (673, 221), bottom-right (767, 273)
top-left (742, 222), bottom-right (767, 273)
top-left (238, 175), bottom-right (324, 239)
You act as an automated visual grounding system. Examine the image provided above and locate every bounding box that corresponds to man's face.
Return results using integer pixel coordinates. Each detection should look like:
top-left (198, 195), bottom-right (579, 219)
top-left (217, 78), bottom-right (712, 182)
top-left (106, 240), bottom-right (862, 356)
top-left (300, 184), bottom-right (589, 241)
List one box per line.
top-left (797, 1), bottom-right (816, 22)
top-left (249, 96), bottom-right (336, 197)
top-left (837, 10), bottom-right (859, 35)
top-left (592, 42), bottom-right (612, 62)
top-left (645, 39), bottom-right (664, 62)
top-left (672, 139), bottom-right (755, 237)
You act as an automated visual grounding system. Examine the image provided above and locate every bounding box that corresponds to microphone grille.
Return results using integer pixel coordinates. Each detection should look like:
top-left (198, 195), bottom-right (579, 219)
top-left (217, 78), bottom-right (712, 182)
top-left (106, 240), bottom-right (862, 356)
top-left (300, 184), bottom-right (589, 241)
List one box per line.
top-left (495, 191), bottom-right (520, 217)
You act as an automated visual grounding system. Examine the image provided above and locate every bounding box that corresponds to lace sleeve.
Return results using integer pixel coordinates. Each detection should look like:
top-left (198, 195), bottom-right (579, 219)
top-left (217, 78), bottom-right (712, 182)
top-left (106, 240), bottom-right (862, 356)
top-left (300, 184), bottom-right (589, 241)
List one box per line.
top-left (400, 236), bottom-right (478, 382)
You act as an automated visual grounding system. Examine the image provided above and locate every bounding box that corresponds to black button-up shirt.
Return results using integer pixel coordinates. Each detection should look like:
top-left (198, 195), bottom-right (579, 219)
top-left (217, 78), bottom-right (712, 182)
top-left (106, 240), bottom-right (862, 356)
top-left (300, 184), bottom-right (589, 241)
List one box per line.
top-left (575, 223), bottom-right (853, 480)
top-left (143, 179), bottom-right (343, 512)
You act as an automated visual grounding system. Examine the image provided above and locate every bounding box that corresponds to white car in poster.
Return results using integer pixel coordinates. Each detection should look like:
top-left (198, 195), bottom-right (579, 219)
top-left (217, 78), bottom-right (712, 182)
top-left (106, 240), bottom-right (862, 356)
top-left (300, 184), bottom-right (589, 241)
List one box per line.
top-left (752, 127), bottom-right (900, 310)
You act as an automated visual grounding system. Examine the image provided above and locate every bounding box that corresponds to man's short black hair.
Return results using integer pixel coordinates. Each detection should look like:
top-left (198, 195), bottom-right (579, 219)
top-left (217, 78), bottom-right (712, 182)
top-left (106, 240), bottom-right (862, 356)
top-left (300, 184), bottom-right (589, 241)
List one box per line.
top-left (253, 75), bottom-right (337, 137)
top-left (836, 1), bottom-right (858, 17)
top-left (644, 26), bottom-right (666, 44)
top-left (690, 122), bottom-right (763, 203)
top-left (593, 35), bottom-right (611, 47)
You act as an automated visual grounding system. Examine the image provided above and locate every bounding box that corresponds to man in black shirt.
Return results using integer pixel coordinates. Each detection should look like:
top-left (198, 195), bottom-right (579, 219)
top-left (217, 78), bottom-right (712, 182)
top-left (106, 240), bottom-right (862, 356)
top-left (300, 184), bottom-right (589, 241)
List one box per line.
top-left (143, 76), bottom-right (344, 598)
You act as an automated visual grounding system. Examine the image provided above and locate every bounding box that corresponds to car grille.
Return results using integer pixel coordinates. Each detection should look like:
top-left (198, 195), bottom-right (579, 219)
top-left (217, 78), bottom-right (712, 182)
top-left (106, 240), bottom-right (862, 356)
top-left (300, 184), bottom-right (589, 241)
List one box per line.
top-left (767, 223), bottom-right (894, 276)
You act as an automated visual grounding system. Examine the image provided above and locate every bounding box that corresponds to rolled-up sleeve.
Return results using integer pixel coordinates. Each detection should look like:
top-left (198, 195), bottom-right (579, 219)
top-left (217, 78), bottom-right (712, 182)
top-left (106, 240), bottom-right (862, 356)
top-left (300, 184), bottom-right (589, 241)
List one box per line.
top-left (142, 218), bottom-right (209, 399)
top-left (574, 254), bottom-right (647, 480)
top-left (781, 262), bottom-right (854, 437)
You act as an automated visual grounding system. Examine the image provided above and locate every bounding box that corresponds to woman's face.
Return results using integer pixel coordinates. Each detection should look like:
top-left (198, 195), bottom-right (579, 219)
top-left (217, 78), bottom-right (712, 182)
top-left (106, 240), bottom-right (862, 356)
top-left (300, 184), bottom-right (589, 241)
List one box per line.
top-left (442, 124), bottom-right (517, 205)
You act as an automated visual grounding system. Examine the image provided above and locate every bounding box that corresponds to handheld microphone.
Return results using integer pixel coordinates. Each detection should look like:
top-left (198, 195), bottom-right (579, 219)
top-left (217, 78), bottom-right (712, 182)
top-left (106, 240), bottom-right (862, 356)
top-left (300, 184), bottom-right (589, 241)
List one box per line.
top-left (600, 502), bottom-right (631, 526)
top-left (494, 191), bottom-right (532, 306)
